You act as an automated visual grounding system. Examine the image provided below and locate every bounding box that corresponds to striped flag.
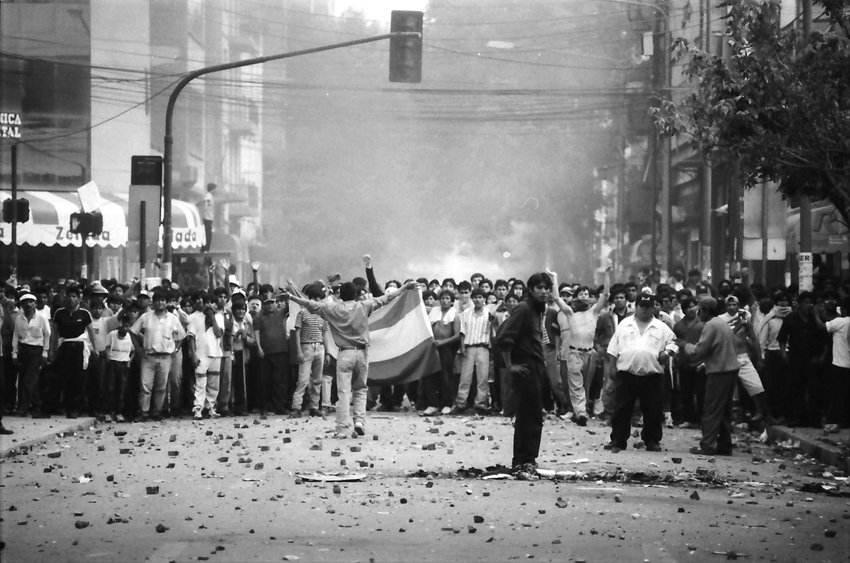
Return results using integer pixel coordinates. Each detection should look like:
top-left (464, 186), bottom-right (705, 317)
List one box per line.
top-left (365, 290), bottom-right (442, 385)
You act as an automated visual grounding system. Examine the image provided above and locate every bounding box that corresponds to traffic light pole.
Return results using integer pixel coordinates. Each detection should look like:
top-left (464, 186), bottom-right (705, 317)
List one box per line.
top-left (162, 31), bottom-right (420, 280)
top-left (10, 143), bottom-right (17, 277)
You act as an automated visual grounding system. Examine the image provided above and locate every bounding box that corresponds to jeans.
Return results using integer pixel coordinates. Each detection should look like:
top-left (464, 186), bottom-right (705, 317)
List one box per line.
top-left (456, 346), bottom-right (490, 409)
top-left (106, 360), bottom-right (129, 415)
top-left (165, 347), bottom-right (183, 413)
top-left (16, 344), bottom-right (43, 414)
top-left (567, 349), bottom-right (595, 418)
top-left (293, 342), bottom-right (324, 411)
top-left (511, 355), bottom-right (546, 467)
top-left (216, 353), bottom-right (233, 413)
top-left (700, 370), bottom-right (737, 452)
top-left (610, 371), bottom-right (663, 446)
top-left (193, 356), bottom-right (221, 412)
top-left (139, 354), bottom-right (172, 416)
top-left (544, 344), bottom-right (569, 410)
top-left (56, 341), bottom-right (87, 414)
top-left (335, 349), bottom-right (368, 434)
top-left (231, 350), bottom-right (248, 415)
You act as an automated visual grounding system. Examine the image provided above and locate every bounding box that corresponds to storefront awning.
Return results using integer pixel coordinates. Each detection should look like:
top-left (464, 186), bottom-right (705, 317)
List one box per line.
top-left (0, 190), bottom-right (204, 249)
top-left (787, 203), bottom-right (849, 254)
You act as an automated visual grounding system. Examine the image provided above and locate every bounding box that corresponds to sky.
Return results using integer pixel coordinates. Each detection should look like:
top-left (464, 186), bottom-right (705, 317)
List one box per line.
top-left (336, 0), bottom-right (428, 23)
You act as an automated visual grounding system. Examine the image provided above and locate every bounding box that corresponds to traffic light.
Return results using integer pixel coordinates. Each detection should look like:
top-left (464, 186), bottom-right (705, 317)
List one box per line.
top-left (2, 198), bottom-right (29, 223)
top-left (69, 211), bottom-right (103, 236)
top-left (389, 10), bottom-right (423, 84)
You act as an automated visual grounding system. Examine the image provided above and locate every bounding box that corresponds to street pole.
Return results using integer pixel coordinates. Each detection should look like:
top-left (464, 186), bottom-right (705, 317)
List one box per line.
top-left (659, 0), bottom-right (672, 278)
top-left (700, 0), bottom-right (713, 282)
top-left (161, 31), bottom-right (420, 281)
top-left (799, 0), bottom-right (813, 290)
top-left (10, 143), bottom-right (18, 276)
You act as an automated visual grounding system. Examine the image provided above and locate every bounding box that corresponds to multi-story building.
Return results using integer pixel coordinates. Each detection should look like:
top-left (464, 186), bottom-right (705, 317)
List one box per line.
top-left (0, 0), bottom-right (263, 284)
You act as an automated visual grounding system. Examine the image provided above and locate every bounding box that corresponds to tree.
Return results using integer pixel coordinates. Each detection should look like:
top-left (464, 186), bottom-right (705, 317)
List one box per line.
top-left (651, 0), bottom-right (850, 228)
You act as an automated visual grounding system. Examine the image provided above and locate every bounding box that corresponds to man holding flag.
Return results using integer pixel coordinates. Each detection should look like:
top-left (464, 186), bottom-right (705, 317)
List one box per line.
top-left (282, 279), bottom-right (417, 439)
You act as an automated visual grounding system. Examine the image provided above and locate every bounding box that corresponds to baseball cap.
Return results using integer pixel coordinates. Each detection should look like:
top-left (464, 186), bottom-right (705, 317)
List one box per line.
top-left (725, 295), bottom-right (739, 304)
top-left (18, 293), bottom-right (36, 302)
top-left (263, 296), bottom-right (276, 303)
top-left (636, 293), bottom-right (655, 307)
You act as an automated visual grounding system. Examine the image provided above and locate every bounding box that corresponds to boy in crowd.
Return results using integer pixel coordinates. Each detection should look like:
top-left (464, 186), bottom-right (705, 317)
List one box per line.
top-left (188, 291), bottom-right (223, 420)
top-left (427, 289), bottom-right (461, 416)
top-left (104, 312), bottom-right (134, 422)
top-left (451, 288), bottom-right (496, 415)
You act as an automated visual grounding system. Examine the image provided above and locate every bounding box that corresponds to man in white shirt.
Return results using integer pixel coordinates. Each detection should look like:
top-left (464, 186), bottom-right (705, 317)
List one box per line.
top-left (11, 293), bottom-right (50, 417)
top-left (824, 296), bottom-right (850, 432)
top-left (131, 288), bottom-right (184, 422)
top-left (605, 292), bottom-right (677, 452)
top-left (187, 291), bottom-right (223, 420)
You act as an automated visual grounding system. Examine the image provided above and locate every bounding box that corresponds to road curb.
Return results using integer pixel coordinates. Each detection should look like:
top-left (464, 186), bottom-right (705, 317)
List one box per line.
top-left (0, 418), bottom-right (97, 458)
top-left (766, 424), bottom-right (849, 474)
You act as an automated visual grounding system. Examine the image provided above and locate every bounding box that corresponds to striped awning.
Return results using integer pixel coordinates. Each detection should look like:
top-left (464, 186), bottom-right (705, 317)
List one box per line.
top-left (0, 190), bottom-right (204, 249)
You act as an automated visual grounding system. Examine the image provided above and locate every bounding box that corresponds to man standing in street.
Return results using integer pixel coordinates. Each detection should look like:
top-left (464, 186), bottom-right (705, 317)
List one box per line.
top-left (49, 284), bottom-right (96, 418)
top-left (604, 291), bottom-right (678, 453)
top-left (283, 279), bottom-right (417, 438)
top-left (495, 271), bottom-right (553, 478)
top-left (452, 288), bottom-right (495, 416)
top-left (130, 288), bottom-right (185, 422)
top-left (680, 296), bottom-right (740, 456)
top-left (11, 293), bottom-right (50, 417)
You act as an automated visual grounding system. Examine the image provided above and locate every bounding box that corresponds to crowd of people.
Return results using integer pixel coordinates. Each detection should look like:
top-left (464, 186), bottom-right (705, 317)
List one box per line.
top-left (1, 257), bottom-right (848, 471)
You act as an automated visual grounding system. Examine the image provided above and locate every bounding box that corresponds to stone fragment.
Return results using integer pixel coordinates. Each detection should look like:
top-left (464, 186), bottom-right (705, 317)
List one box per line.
top-left (155, 523), bottom-right (168, 533)
top-left (146, 486), bottom-right (159, 495)
top-left (689, 491), bottom-right (700, 500)
top-left (474, 515), bottom-right (484, 523)
top-left (74, 521), bottom-right (89, 529)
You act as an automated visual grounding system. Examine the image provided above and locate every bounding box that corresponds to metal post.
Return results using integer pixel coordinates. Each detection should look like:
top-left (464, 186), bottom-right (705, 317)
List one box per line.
top-left (659, 0), bottom-right (672, 276)
top-left (799, 0), bottom-right (813, 290)
top-left (161, 31), bottom-right (420, 281)
top-left (701, 161), bottom-right (712, 280)
top-left (10, 144), bottom-right (18, 276)
top-left (139, 201), bottom-right (147, 284)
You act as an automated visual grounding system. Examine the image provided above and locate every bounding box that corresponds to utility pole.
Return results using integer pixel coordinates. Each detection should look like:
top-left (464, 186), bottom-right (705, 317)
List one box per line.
top-left (700, 0), bottom-right (713, 281)
top-left (10, 143), bottom-right (18, 276)
top-left (659, 0), bottom-right (671, 277)
top-left (161, 31), bottom-right (420, 281)
top-left (798, 0), bottom-right (813, 290)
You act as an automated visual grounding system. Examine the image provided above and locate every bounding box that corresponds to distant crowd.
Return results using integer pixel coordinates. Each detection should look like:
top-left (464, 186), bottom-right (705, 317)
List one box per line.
top-left (0, 258), bottom-right (848, 441)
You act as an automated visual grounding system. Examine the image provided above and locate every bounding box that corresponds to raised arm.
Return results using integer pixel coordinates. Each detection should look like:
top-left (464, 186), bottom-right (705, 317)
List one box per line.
top-left (251, 261), bottom-right (260, 298)
top-left (545, 269), bottom-right (573, 316)
top-left (363, 254), bottom-right (384, 297)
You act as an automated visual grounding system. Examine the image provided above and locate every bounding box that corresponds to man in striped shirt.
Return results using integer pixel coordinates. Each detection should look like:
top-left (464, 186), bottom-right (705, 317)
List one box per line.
top-left (291, 284), bottom-right (331, 417)
top-left (451, 288), bottom-right (496, 416)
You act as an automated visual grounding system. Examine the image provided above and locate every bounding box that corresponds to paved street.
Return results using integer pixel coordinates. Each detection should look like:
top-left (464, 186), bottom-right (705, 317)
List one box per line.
top-left (1, 412), bottom-right (848, 562)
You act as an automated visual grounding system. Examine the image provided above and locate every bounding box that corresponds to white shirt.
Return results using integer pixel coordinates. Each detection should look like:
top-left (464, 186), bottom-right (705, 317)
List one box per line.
top-left (106, 330), bottom-right (133, 362)
top-left (826, 317), bottom-right (850, 368)
top-left (89, 316), bottom-right (111, 353)
top-left (188, 310), bottom-right (223, 358)
top-left (131, 310), bottom-right (185, 355)
top-left (607, 316), bottom-right (678, 375)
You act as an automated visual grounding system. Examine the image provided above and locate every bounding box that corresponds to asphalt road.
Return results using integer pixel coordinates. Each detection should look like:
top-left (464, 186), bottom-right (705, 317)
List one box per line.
top-left (1, 412), bottom-right (848, 562)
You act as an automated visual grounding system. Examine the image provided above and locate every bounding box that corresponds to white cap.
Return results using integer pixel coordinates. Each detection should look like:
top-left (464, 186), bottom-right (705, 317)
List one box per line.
top-left (18, 293), bottom-right (36, 302)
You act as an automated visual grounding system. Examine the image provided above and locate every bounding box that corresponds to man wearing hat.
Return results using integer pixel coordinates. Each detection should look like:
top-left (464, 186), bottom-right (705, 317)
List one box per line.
top-left (11, 293), bottom-right (51, 417)
top-left (48, 284), bottom-right (96, 418)
top-left (604, 290), bottom-right (678, 453)
top-left (680, 296), bottom-right (740, 455)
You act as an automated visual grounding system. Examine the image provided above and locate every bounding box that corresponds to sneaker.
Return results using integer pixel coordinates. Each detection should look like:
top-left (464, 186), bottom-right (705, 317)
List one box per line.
top-left (422, 406), bottom-right (439, 416)
top-left (354, 422), bottom-right (365, 436)
top-left (319, 408), bottom-right (330, 418)
top-left (645, 442), bottom-right (662, 452)
top-left (448, 406), bottom-right (466, 416)
top-left (135, 414), bottom-right (148, 423)
top-left (679, 421), bottom-right (699, 429)
top-left (440, 406), bottom-right (451, 415)
top-left (664, 413), bottom-right (674, 429)
top-left (193, 410), bottom-right (203, 421)
top-left (290, 410), bottom-right (302, 419)
top-left (309, 409), bottom-right (320, 417)
top-left (603, 441), bottom-right (625, 452)
top-left (116, 413), bottom-right (126, 423)
top-left (473, 406), bottom-right (491, 416)
top-left (208, 409), bottom-right (221, 419)
top-left (576, 415), bottom-right (588, 427)
top-left (332, 432), bottom-right (349, 439)
top-left (689, 446), bottom-right (717, 456)
top-left (513, 463), bottom-right (539, 481)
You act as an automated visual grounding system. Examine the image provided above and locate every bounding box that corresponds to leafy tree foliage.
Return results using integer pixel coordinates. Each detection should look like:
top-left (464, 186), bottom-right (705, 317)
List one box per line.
top-left (652, 0), bottom-right (850, 227)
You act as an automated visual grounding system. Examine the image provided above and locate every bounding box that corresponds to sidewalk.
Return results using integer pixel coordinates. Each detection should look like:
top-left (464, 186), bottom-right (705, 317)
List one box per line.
top-left (765, 423), bottom-right (850, 474)
top-left (0, 416), bottom-right (96, 457)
